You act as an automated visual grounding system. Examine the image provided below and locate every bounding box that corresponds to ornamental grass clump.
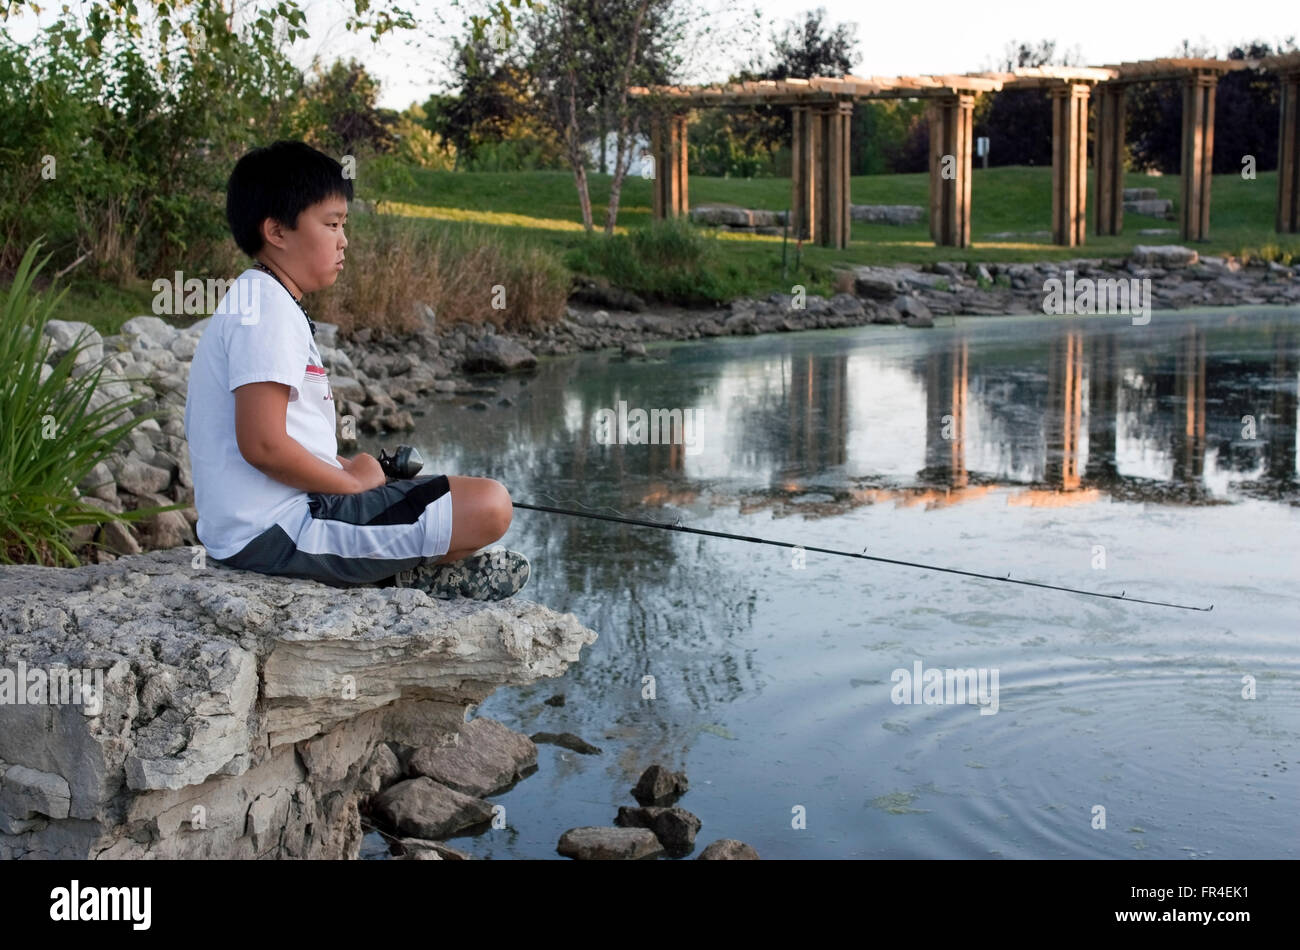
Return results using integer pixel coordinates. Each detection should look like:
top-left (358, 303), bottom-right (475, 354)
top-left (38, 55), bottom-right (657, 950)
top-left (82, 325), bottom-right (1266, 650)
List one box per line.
top-left (0, 240), bottom-right (165, 565)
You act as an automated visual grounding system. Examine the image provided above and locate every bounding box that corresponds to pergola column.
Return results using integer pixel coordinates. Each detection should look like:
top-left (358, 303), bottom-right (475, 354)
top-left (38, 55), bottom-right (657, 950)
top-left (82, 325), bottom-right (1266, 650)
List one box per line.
top-left (927, 93), bottom-right (974, 247)
top-left (650, 111), bottom-right (689, 219)
top-left (790, 101), bottom-right (852, 248)
top-left (1277, 68), bottom-right (1300, 233)
top-left (1051, 83), bottom-right (1090, 247)
top-left (1180, 72), bottom-right (1218, 242)
top-left (1095, 83), bottom-right (1127, 236)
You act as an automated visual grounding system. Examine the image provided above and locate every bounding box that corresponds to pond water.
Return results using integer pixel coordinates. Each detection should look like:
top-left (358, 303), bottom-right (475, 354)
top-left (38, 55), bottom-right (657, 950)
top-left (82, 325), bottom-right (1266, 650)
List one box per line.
top-left (360, 307), bottom-right (1300, 860)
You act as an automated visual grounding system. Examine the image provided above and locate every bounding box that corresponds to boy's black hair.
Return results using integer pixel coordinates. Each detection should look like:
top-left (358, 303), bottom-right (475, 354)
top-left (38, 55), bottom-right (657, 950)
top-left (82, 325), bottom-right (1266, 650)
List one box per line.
top-left (225, 140), bottom-right (354, 257)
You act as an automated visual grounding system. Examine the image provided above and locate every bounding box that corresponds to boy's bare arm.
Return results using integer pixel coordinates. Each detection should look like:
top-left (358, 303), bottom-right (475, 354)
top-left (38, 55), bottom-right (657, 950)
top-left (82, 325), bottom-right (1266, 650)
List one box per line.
top-left (234, 382), bottom-right (385, 494)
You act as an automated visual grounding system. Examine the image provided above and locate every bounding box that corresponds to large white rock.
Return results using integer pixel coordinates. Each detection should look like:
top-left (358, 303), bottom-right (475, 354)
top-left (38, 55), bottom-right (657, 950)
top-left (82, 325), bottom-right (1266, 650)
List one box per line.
top-left (1130, 245), bottom-right (1199, 268)
top-left (0, 548), bottom-right (596, 858)
top-left (120, 315), bottom-right (180, 344)
top-left (42, 320), bottom-right (103, 369)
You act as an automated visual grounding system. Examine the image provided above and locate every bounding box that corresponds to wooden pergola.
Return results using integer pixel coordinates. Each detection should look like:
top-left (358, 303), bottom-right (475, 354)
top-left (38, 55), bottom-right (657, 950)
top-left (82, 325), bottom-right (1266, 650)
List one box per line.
top-left (631, 54), bottom-right (1300, 249)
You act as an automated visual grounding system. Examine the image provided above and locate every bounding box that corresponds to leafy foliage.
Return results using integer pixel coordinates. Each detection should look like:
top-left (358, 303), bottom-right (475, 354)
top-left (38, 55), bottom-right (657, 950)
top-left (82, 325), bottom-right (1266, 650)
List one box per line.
top-left (564, 217), bottom-right (745, 303)
top-left (1128, 39), bottom-right (1297, 174)
top-left (0, 241), bottom-right (162, 566)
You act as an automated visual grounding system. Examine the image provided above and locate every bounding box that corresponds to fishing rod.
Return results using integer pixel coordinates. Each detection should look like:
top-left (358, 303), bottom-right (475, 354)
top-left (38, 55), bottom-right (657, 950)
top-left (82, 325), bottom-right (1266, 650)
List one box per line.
top-left (377, 445), bottom-right (1212, 612)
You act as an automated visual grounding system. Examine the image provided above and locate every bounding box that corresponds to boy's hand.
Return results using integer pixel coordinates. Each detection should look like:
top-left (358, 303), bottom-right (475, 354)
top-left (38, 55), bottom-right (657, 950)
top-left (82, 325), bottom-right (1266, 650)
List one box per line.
top-left (340, 452), bottom-right (386, 492)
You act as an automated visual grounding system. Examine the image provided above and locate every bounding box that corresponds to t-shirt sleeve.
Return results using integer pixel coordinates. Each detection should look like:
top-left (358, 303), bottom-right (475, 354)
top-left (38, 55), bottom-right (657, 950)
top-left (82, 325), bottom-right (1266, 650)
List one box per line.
top-left (225, 302), bottom-right (309, 401)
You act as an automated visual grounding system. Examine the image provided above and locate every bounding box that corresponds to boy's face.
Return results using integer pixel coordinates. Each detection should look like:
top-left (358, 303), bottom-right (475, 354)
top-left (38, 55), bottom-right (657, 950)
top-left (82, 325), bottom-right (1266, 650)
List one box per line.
top-left (268, 194), bottom-right (348, 293)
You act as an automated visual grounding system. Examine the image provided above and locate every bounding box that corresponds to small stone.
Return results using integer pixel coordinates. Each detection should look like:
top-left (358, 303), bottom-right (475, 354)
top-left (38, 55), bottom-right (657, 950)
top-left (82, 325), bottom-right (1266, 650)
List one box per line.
top-left (621, 341), bottom-right (647, 359)
top-left (543, 694), bottom-right (566, 707)
top-left (531, 731), bottom-right (601, 755)
top-left (371, 777), bottom-right (495, 839)
top-left (397, 837), bottom-right (471, 860)
top-left (463, 336), bottom-right (537, 374)
top-left (895, 295), bottom-right (935, 328)
top-left (364, 387), bottom-right (397, 411)
top-left (0, 765), bottom-right (72, 821)
top-left (43, 320), bottom-right (103, 370)
top-left (378, 410), bottom-right (415, 431)
top-left (138, 506), bottom-right (193, 550)
top-left (853, 267), bottom-right (902, 300)
top-left (1130, 244), bottom-right (1199, 269)
top-left (330, 376), bottom-right (365, 404)
top-left (78, 461), bottom-right (118, 503)
top-left (99, 520), bottom-right (141, 556)
top-left (360, 743), bottom-right (403, 795)
top-left (557, 826), bottom-right (663, 860)
top-left (614, 805), bottom-right (702, 855)
top-left (697, 839), bottom-right (760, 860)
top-left (110, 457), bottom-right (172, 496)
top-left (631, 763), bottom-right (689, 805)
top-left (408, 717), bottom-right (537, 797)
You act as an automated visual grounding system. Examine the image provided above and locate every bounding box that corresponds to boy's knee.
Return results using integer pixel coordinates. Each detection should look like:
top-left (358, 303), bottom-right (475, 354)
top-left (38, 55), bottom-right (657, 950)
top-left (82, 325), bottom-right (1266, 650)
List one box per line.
top-left (487, 479), bottom-right (512, 539)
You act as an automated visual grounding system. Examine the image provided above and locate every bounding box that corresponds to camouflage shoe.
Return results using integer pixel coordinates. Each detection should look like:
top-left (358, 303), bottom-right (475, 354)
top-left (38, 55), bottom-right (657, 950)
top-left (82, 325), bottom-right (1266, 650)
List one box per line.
top-left (393, 548), bottom-right (530, 601)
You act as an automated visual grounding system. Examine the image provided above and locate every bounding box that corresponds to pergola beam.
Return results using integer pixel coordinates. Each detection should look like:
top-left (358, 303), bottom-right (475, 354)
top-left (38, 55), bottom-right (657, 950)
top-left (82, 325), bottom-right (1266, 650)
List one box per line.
top-left (1276, 66), bottom-right (1300, 233)
top-left (632, 54), bottom-right (1300, 247)
top-left (928, 94), bottom-right (975, 247)
top-left (791, 101), bottom-right (853, 248)
top-left (1095, 84), bottom-right (1127, 235)
top-left (1051, 83), bottom-right (1090, 246)
top-left (1180, 71), bottom-right (1218, 242)
top-left (649, 111), bottom-right (689, 220)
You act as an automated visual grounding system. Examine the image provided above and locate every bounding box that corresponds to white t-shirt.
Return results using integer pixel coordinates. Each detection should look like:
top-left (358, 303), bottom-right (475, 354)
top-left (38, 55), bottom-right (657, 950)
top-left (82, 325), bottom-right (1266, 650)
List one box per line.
top-left (184, 268), bottom-right (339, 560)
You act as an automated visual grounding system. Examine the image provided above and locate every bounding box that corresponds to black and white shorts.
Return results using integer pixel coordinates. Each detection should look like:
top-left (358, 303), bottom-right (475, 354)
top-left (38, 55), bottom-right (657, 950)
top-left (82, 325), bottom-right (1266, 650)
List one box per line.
top-left (213, 475), bottom-right (454, 587)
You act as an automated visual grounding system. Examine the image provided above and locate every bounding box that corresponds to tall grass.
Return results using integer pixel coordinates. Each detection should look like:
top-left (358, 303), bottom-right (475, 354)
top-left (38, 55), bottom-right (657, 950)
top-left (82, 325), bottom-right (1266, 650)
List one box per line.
top-left (0, 240), bottom-right (162, 566)
top-left (307, 212), bottom-right (569, 337)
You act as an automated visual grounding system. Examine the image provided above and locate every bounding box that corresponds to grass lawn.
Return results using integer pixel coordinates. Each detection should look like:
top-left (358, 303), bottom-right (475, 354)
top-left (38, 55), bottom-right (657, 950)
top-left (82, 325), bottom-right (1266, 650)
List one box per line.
top-left (50, 164), bottom-right (1299, 333)
top-left (371, 164), bottom-right (1298, 299)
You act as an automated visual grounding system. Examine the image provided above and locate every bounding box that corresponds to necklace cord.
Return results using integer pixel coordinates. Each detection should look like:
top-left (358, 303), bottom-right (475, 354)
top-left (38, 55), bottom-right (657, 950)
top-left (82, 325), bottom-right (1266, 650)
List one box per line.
top-left (254, 261), bottom-right (316, 338)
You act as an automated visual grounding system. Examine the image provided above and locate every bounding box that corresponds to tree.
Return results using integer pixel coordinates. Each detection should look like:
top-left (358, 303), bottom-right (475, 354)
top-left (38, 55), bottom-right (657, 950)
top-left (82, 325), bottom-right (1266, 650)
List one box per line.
top-left (765, 6), bottom-right (858, 80)
top-left (0, 0), bottom-right (529, 278)
top-left (1127, 38), bottom-right (1297, 173)
top-left (299, 59), bottom-right (396, 158)
top-left (694, 7), bottom-right (860, 173)
top-left (524, 0), bottom-right (686, 233)
top-left (435, 34), bottom-right (563, 170)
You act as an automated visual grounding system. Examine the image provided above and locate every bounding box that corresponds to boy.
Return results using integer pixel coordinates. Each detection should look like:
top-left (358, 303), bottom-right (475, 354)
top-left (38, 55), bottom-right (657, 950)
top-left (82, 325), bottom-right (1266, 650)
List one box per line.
top-left (183, 140), bottom-right (528, 599)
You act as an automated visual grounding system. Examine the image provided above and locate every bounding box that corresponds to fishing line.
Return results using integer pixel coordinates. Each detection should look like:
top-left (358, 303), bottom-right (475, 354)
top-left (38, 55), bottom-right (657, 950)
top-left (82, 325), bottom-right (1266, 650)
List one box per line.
top-left (377, 446), bottom-right (1211, 612)
top-left (512, 495), bottom-right (1213, 612)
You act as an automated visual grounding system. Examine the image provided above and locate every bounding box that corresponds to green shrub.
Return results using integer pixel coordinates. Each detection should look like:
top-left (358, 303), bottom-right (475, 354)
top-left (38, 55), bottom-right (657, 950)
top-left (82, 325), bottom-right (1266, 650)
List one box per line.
top-left (564, 218), bottom-right (746, 304)
top-left (0, 240), bottom-right (166, 566)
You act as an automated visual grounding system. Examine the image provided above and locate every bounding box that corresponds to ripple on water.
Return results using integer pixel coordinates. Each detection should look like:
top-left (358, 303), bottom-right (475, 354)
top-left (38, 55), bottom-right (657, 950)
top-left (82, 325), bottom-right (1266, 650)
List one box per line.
top-left (762, 655), bottom-right (1300, 858)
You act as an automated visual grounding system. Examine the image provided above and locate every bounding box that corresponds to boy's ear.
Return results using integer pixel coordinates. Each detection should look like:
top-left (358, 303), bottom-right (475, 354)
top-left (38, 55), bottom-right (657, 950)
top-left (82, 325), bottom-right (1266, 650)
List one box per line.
top-left (259, 215), bottom-right (291, 251)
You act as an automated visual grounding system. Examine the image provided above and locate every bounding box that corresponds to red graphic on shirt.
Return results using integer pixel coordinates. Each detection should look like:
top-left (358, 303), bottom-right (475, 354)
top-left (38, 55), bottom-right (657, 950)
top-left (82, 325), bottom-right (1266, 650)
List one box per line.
top-left (305, 363), bottom-right (333, 400)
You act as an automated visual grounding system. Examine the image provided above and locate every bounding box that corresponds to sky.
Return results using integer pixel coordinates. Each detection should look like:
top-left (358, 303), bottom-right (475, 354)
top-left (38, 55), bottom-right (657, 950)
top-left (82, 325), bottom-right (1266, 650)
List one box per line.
top-left (290, 0), bottom-right (1296, 110)
top-left (5, 0), bottom-right (1295, 110)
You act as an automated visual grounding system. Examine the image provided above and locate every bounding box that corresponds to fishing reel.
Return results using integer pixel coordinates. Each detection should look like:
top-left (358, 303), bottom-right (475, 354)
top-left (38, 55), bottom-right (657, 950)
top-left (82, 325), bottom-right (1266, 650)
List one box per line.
top-left (377, 444), bottom-right (425, 480)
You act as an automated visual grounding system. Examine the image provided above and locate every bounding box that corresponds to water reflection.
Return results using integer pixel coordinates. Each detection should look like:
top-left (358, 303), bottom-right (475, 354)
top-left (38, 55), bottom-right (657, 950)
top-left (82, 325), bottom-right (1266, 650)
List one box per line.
top-left (371, 308), bottom-right (1300, 860)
